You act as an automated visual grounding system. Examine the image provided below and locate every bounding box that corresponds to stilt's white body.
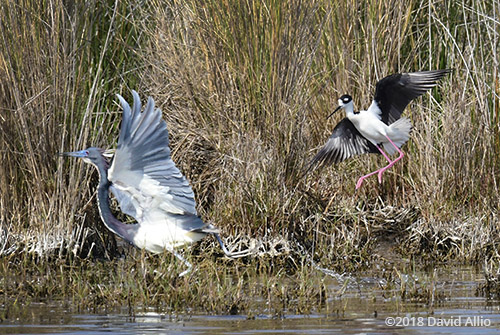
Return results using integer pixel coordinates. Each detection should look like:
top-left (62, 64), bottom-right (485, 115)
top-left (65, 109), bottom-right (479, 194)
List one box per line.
top-left (343, 100), bottom-right (411, 155)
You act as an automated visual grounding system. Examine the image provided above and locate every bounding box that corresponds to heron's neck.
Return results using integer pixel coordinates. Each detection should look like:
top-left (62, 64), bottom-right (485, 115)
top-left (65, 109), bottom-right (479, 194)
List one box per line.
top-left (94, 161), bottom-right (137, 245)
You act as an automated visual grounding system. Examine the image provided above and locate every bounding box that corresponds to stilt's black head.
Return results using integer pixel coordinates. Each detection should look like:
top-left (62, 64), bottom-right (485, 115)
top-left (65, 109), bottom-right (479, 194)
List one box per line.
top-left (339, 94), bottom-right (352, 104)
top-left (328, 94), bottom-right (353, 118)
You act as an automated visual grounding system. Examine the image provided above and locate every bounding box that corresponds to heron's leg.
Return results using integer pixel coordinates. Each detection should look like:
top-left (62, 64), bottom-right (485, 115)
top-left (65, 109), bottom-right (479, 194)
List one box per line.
top-left (376, 136), bottom-right (404, 183)
top-left (171, 250), bottom-right (192, 277)
top-left (355, 145), bottom-right (391, 189)
top-left (213, 233), bottom-right (254, 258)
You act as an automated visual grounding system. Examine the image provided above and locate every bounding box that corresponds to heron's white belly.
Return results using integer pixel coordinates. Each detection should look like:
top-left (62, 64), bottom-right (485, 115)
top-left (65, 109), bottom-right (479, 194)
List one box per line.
top-left (132, 223), bottom-right (204, 253)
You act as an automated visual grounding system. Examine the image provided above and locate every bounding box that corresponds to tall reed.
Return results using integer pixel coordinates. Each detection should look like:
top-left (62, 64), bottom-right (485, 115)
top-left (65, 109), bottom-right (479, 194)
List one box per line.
top-left (0, 0), bottom-right (142, 257)
top-left (1, 0), bottom-right (499, 266)
top-left (139, 0), bottom-right (500, 261)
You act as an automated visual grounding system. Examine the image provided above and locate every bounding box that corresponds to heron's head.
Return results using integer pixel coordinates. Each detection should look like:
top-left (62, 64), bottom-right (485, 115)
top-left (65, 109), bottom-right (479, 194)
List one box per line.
top-left (60, 147), bottom-right (105, 166)
top-left (328, 94), bottom-right (353, 118)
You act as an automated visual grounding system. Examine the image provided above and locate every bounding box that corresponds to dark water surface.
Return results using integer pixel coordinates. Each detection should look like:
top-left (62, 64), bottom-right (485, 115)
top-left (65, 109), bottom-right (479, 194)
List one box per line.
top-left (1, 266), bottom-right (500, 334)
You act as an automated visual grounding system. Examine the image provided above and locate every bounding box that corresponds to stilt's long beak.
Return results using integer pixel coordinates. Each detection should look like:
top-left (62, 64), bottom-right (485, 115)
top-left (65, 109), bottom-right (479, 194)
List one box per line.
top-left (327, 105), bottom-right (342, 119)
top-left (59, 150), bottom-right (88, 158)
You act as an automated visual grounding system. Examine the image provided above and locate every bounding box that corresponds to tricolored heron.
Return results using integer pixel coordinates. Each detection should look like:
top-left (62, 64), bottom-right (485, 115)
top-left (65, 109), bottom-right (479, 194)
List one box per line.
top-left (62, 91), bottom-right (252, 276)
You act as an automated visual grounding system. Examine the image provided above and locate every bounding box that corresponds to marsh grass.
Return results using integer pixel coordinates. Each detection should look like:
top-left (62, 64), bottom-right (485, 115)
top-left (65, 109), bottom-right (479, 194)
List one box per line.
top-left (0, 251), bottom-right (328, 317)
top-left (0, 0), bottom-right (143, 258)
top-left (1, 0), bottom-right (500, 314)
top-left (478, 258), bottom-right (500, 300)
top-left (138, 0), bottom-right (500, 263)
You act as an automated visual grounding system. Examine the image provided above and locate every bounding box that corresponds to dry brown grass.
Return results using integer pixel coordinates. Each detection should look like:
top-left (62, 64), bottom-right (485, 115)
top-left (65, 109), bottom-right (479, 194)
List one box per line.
top-left (0, 0), bottom-right (499, 278)
top-left (136, 0), bottom-right (500, 263)
top-left (0, 0), bottom-right (143, 257)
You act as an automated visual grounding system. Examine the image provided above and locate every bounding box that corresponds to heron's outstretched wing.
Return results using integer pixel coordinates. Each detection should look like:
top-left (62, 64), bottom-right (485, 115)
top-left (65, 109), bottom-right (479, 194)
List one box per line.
top-left (108, 91), bottom-right (197, 222)
top-left (367, 69), bottom-right (450, 124)
top-left (307, 118), bottom-right (379, 171)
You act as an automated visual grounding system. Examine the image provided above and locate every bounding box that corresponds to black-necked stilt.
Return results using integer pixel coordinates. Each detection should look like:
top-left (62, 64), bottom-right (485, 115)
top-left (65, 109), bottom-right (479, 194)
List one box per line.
top-left (308, 69), bottom-right (450, 189)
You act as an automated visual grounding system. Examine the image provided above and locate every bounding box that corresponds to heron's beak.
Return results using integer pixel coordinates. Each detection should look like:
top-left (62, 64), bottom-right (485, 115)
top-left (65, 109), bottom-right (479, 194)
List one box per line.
top-left (59, 150), bottom-right (88, 158)
top-left (327, 105), bottom-right (342, 119)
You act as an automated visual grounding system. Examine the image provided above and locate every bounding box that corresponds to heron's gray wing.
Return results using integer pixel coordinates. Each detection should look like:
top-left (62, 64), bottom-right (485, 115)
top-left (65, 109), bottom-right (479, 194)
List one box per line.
top-left (369, 69), bottom-right (450, 124)
top-left (109, 184), bottom-right (138, 218)
top-left (308, 118), bottom-right (379, 171)
top-left (108, 91), bottom-right (197, 221)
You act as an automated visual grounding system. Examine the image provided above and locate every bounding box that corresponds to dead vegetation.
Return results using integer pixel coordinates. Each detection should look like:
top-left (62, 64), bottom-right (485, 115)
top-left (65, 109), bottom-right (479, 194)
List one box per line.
top-left (0, 0), bottom-right (500, 313)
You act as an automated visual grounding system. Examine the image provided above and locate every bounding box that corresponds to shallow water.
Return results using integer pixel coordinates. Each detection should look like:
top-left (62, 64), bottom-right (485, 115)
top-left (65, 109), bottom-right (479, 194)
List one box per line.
top-left (1, 266), bottom-right (500, 334)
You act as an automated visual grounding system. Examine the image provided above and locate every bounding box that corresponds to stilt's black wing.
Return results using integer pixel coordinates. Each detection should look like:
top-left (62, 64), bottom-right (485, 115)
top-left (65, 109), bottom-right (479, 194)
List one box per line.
top-left (371, 69), bottom-right (450, 124)
top-left (307, 118), bottom-right (379, 172)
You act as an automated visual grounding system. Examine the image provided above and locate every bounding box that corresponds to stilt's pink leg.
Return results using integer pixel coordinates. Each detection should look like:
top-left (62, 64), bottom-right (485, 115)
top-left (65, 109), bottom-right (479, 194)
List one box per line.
top-left (355, 170), bottom-right (378, 189)
top-left (376, 136), bottom-right (404, 183)
top-left (355, 145), bottom-right (393, 189)
top-left (377, 146), bottom-right (393, 164)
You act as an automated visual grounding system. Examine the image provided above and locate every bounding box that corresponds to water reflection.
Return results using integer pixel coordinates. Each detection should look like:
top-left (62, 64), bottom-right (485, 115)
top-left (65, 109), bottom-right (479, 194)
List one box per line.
top-left (2, 311), bottom-right (499, 334)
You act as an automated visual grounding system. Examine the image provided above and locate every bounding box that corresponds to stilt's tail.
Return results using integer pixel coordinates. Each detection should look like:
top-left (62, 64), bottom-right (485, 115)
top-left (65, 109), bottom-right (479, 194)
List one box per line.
top-left (383, 117), bottom-right (412, 154)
